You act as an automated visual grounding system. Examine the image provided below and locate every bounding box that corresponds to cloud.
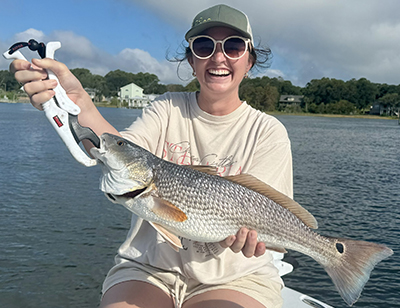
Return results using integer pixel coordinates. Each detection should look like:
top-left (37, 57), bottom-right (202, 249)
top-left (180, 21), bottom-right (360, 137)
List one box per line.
top-left (0, 29), bottom-right (186, 85)
top-left (116, 48), bottom-right (186, 84)
top-left (2, 1), bottom-right (400, 87)
top-left (14, 28), bottom-right (46, 43)
top-left (129, 0), bottom-right (400, 86)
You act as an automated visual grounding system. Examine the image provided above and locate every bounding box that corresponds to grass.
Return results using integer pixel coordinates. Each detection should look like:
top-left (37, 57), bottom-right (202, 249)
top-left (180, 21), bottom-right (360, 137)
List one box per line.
top-left (266, 111), bottom-right (399, 121)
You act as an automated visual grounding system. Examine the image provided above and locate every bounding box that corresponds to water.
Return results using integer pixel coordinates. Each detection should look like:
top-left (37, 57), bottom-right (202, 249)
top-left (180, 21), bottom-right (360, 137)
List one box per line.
top-left (0, 103), bottom-right (399, 308)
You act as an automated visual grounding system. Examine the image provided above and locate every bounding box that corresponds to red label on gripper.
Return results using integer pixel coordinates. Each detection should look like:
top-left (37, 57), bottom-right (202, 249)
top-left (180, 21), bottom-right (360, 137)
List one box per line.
top-left (53, 116), bottom-right (63, 127)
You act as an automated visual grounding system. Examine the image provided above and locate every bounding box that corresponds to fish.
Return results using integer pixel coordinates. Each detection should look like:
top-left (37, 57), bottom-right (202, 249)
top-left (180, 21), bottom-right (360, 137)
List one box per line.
top-left (90, 133), bottom-right (393, 307)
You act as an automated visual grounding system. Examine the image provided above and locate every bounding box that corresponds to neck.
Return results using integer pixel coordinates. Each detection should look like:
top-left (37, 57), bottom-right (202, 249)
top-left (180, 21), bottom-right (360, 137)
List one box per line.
top-left (197, 91), bottom-right (242, 116)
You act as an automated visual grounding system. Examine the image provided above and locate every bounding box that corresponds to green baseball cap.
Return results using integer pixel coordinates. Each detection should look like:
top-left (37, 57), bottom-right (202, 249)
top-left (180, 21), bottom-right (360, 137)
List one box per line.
top-left (185, 4), bottom-right (253, 44)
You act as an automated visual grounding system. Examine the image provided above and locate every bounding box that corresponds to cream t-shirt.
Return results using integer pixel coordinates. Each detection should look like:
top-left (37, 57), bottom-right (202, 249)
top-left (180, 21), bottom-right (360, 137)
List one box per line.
top-left (118, 91), bottom-right (293, 285)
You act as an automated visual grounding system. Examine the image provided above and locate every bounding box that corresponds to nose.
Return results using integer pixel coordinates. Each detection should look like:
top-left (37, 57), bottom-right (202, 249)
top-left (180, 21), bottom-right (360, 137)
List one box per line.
top-left (211, 42), bottom-right (225, 62)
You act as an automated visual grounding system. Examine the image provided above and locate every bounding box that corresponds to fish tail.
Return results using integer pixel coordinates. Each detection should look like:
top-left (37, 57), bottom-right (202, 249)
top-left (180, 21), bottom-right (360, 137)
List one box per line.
top-left (323, 238), bottom-right (393, 306)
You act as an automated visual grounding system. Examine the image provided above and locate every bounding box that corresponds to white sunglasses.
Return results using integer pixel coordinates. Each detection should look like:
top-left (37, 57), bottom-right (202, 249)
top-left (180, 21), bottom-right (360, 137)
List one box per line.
top-left (188, 35), bottom-right (251, 60)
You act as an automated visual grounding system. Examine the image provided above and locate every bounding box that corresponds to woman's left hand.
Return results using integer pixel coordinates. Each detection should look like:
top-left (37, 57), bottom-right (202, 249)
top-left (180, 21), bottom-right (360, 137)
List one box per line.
top-left (219, 228), bottom-right (266, 258)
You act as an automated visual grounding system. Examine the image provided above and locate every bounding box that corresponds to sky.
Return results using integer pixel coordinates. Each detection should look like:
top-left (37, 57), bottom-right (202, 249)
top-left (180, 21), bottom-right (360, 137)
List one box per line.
top-left (1, 0), bottom-right (400, 87)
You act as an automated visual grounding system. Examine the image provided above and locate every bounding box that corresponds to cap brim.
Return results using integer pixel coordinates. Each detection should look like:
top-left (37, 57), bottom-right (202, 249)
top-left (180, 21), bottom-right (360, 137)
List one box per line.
top-left (185, 21), bottom-right (252, 42)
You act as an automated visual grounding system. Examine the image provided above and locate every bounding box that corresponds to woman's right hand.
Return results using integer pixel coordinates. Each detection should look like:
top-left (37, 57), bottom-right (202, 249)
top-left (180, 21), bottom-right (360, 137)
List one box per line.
top-left (9, 58), bottom-right (120, 147)
top-left (10, 58), bottom-right (92, 112)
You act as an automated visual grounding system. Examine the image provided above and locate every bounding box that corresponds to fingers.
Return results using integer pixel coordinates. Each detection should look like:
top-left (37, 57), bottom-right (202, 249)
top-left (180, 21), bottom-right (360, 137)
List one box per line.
top-left (15, 69), bottom-right (48, 86)
top-left (219, 235), bottom-right (236, 248)
top-left (32, 58), bottom-right (70, 80)
top-left (239, 229), bottom-right (258, 258)
top-left (230, 228), bottom-right (251, 254)
top-left (9, 59), bottom-right (31, 74)
top-left (20, 76), bottom-right (58, 110)
top-left (220, 228), bottom-right (266, 258)
top-left (254, 242), bottom-right (266, 258)
top-left (11, 58), bottom-right (68, 85)
top-left (10, 58), bottom-right (61, 110)
top-left (12, 60), bottom-right (47, 85)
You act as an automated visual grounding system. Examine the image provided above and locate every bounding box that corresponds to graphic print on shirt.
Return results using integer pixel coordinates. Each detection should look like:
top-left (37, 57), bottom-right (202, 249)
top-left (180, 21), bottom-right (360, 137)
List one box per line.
top-left (180, 237), bottom-right (223, 258)
top-left (163, 140), bottom-right (242, 176)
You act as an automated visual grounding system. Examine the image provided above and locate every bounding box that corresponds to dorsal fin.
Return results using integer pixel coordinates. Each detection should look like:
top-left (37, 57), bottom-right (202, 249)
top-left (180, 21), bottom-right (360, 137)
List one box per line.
top-left (186, 165), bottom-right (219, 176)
top-left (224, 174), bottom-right (318, 229)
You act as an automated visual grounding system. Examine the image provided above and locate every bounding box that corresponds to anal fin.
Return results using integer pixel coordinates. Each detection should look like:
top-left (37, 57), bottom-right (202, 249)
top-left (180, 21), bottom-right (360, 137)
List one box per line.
top-left (149, 222), bottom-right (182, 252)
top-left (265, 245), bottom-right (287, 253)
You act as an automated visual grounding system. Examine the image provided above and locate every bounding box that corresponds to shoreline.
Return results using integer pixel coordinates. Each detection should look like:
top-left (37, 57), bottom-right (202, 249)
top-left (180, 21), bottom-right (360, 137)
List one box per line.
top-left (267, 111), bottom-right (398, 121)
top-left (1, 101), bottom-right (398, 121)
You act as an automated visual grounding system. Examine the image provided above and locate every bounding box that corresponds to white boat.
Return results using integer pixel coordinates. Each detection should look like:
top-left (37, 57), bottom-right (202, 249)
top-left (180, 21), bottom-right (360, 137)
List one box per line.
top-left (273, 252), bottom-right (334, 308)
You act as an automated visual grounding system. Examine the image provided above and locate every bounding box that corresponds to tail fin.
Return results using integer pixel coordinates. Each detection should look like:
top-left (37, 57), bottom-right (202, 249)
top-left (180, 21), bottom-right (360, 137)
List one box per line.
top-left (324, 238), bottom-right (393, 306)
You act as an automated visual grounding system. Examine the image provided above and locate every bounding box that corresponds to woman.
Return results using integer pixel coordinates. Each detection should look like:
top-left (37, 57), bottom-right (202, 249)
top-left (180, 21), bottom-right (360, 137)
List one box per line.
top-left (11, 4), bottom-right (293, 308)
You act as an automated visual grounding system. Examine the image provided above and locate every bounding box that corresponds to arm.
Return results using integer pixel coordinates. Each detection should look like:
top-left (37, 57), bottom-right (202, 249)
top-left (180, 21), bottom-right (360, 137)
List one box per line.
top-left (10, 58), bottom-right (120, 153)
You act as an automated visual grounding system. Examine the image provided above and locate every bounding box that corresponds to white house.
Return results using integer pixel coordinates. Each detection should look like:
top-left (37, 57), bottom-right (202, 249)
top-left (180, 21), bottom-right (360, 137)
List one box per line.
top-left (119, 83), bottom-right (150, 108)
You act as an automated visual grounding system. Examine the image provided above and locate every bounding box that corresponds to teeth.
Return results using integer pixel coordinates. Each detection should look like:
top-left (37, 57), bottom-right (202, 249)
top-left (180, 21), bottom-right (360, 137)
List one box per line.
top-left (208, 69), bottom-right (230, 76)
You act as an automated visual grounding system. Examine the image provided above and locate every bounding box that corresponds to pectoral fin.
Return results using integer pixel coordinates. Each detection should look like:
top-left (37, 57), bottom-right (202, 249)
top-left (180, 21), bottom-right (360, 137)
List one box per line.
top-left (149, 222), bottom-right (182, 252)
top-left (151, 197), bottom-right (188, 222)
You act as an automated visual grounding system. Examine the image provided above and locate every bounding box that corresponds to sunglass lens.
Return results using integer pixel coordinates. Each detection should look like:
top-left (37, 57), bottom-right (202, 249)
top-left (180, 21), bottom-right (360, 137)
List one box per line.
top-left (224, 38), bottom-right (246, 59)
top-left (192, 37), bottom-right (214, 58)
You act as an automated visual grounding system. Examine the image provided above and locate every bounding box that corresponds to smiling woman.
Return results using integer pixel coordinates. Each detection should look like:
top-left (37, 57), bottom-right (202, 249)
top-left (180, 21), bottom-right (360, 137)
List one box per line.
top-left (10, 3), bottom-right (293, 308)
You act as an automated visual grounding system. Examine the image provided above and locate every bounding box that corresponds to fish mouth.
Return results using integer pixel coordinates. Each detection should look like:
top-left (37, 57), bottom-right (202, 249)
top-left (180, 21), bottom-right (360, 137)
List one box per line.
top-left (107, 187), bottom-right (147, 201)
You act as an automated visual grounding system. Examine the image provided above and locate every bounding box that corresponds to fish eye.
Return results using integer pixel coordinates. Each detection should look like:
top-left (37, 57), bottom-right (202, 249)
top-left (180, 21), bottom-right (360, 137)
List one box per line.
top-left (117, 140), bottom-right (125, 146)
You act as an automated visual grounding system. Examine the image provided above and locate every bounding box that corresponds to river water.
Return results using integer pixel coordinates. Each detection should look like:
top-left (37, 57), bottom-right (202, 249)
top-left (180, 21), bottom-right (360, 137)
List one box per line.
top-left (0, 102), bottom-right (399, 308)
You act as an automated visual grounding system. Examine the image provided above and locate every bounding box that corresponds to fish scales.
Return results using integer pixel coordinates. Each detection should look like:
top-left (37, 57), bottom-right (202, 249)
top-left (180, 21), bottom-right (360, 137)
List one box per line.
top-left (91, 133), bottom-right (393, 307)
top-left (152, 158), bottom-right (324, 256)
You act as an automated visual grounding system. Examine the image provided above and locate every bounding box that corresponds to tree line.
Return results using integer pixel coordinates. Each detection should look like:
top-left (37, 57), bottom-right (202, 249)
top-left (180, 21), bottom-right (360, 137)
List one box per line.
top-left (1, 68), bottom-right (399, 115)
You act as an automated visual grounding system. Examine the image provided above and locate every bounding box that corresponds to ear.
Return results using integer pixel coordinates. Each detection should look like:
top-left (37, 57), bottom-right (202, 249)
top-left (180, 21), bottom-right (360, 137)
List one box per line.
top-left (187, 55), bottom-right (195, 69)
top-left (247, 54), bottom-right (254, 71)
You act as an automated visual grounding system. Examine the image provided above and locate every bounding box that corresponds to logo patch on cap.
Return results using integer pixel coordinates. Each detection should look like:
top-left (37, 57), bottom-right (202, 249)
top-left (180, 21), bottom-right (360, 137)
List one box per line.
top-left (194, 17), bottom-right (212, 26)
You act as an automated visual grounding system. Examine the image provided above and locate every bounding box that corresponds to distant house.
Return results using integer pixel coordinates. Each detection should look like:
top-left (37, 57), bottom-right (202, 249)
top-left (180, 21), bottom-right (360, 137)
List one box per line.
top-left (85, 88), bottom-right (104, 102)
top-left (369, 103), bottom-right (397, 116)
top-left (279, 95), bottom-right (304, 109)
top-left (119, 83), bottom-right (160, 108)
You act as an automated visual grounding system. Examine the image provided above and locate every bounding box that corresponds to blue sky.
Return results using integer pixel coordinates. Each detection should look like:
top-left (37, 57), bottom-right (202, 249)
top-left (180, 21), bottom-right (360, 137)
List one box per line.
top-left (1, 0), bottom-right (400, 87)
top-left (0, 0), bottom-right (182, 59)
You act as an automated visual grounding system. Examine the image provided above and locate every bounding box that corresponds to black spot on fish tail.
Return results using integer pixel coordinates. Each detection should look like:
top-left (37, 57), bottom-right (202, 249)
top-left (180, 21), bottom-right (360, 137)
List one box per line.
top-left (323, 238), bottom-right (393, 306)
top-left (336, 242), bottom-right (344, 254)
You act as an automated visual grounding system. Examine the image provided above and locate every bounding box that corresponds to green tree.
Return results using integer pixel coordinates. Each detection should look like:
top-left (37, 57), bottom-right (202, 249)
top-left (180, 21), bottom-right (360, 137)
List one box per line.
top-left (303, 77), bottom-right (348, 105)
top-left (184, 79), bottom-right (200, 92)
top-left (0, 70), bottom-right (20, 92)
top-left (328, 100), bottom-right (356, 114)
top-left (240, 83), bottom-right (279, 111)
top-left (132, 72), bottom-right (162, 94)
top-left (379, 93), bottom-right (400, 116)
top-left (269, 77), bottom-right (302, 95)
top-left (166, 84), bottom-right (186, 92)
top-left (71, 68), bottom-right (108, 101)
top-left (346, 78), bottom-right (378, 110)
top-left (104, 70), bottom-right (167, 96)
top-left (70, 68), bottom-right (93, 88)
top-left (105, 70), bottom-right (135, 96)
top-left (376, 83), bottom-right (398, 99)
